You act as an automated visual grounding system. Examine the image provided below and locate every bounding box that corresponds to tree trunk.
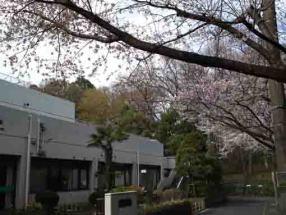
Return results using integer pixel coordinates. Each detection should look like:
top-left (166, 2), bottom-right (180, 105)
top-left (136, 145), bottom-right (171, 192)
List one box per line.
top-left (269, 81), bottom-right (286, 171)
top-left (263, 0), bottom-right (286, 211)
top-left (248, 152), bottom-right (253, 177)
top-left (261, 0), bottom-right (286, 171)
top-left (104, 145), bottom-right (113, 191)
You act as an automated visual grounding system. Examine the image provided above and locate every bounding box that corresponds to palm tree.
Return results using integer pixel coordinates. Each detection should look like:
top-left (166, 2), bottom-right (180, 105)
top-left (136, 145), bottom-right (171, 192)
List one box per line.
top-left (89, 125), bottom-right (128, 191)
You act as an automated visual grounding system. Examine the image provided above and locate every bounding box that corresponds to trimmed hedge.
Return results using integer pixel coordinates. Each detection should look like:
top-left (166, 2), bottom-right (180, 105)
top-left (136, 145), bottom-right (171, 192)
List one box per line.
top-left (144, 200), bottom-right (192, 215)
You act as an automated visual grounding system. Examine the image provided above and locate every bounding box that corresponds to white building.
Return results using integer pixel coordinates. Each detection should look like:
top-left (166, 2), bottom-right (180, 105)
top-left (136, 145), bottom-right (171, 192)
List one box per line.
top-left (0, 79), bottom-right (175, 210)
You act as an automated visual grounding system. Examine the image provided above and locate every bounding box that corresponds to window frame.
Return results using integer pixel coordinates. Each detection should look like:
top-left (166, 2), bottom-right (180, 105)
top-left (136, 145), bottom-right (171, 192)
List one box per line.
top-left (30, 158), bottom-right (90, 193)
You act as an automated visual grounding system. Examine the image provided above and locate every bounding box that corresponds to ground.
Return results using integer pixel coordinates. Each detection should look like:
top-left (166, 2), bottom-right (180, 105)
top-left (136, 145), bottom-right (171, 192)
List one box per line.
top-left (199, 197), bottom-right (273, 215)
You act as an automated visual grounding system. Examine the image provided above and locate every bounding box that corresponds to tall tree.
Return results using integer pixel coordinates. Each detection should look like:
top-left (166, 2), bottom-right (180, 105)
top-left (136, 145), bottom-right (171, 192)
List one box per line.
top-left (37, 79), bottom-right (83, 103)
top-left (89, 125), bottom-right (128, 191)
top-left (2, 0), bottom-right (286, 172)
top-left (78, 88), bottom-right (126, 124)
top-left (74, 76), bottom-right (95, 90)
top-left (176, 131), bottom-right (222, 196)
top-left (154, 109), bottom-right (196, 155)
top-left (116, 105), bottom-right (154, 137)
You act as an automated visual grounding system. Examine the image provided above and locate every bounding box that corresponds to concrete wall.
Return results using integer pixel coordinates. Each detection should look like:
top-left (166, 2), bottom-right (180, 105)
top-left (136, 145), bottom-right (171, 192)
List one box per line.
top-left (0, 79), bottom-right (75, 122)
top-left (29, 191), bottom-right (90, 205)
top-left (163, 157), bottom-right (176, 169)
top-left (0, 104), bottom-right (172, 209)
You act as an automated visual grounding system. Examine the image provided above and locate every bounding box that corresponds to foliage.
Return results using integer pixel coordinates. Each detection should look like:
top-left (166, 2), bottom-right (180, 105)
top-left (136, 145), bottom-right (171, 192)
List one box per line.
top-left (176, 131), bottom-right (222, 194)
top-left (74, 76), bottom-right (95, 90)
top-left (35, 191), bottom-right (59, 213)
top-left (78, 89), bottom-right (126, 124)
top-left (2, 0), bottom-right (285, 80)
top-left (31, 77), bottom-right (95, 118)
top-left (2, 0), bottom-right (286, 172)
top-left (143, 199), bottom-right (192, 215)
top-left (88, 190), bottom-right (105, 205)
top-left (110, 185), bottom-right (145, 203)
top-left (154, 109), bottom-right (196, 155)
top-left (35, 79), bottom-right (83, 104)
top-left (223, 180), bottom-right (274, 197)
top-left (89, 125), bottom-right (128, 191)
top-left (153, 189), bottom-right (186, 203)
top-left (116, 105), bottom-right (154, 137)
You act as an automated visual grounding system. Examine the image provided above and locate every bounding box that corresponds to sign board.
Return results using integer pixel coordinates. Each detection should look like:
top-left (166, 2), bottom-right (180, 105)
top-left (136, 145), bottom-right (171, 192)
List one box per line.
top-left (105, 191), bottom-right (137, 215)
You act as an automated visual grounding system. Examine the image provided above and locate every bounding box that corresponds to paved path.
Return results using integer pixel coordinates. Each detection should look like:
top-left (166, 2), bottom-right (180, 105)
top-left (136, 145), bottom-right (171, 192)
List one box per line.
top-left (199, 197), bottom-right (273, 215)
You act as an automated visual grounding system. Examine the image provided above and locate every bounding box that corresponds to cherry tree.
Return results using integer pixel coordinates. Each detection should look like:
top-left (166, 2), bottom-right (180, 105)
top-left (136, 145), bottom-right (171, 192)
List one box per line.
top-left (1, 0), bottom-right (286, 171)
top-left (116, 55), bottom-right (272, 155)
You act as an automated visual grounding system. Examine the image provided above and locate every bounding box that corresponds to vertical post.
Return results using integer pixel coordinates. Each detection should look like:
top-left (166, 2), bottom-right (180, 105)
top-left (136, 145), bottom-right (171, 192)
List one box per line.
top-left (25, 115), bottom-right (32, 208)
top-left (272, 172), bottom-right (278, 205)
top-left (90, 158), bottom-right (98, 192)
top-left (36, 118), bottom-right (40, 153)
top-left (137, 143), bottom-right (140, 186)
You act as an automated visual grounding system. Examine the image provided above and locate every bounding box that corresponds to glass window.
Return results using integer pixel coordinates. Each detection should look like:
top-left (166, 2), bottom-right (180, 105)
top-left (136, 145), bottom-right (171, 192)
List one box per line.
top-left (30, 165), bottom-right (47, 193)
top-left (79, 169), bottom-right (88, 189)
top-left (125, 170), bottom-right (131, 185)
top-left (72, 169), bottom-right (79, 190)
top-left (115, 170), bottom-right (125, 187)
top-left (30, 158), bottom-right (90, 192)
top-left (61, 168), bottom-right (73, 191)
top-left (48, 164), bottom-right (60, 191)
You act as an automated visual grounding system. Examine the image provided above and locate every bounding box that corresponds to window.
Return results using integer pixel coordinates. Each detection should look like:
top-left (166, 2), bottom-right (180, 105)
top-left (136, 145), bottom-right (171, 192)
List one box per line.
top-left (0, 119), bottom-right (4, 131)
top-left (30, 165), bottom-right (48, 193)
top-left (139, 165), bottom-right (161, 189)
top-left (72, 169), bottom-right (79, 190)
top-left (30, 158), bottom-right (90, 193)
top-left (79, 169), bottom-right (88, 189)
top-left (97, 162), bottom-right (131, 189)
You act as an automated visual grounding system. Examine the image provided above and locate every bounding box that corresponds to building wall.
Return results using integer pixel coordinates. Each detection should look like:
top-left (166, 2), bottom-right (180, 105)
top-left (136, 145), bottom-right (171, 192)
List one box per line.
top-left (0, 104), bottom-right (170, 209)
top-left (0, 79), bottom-right (75, 122)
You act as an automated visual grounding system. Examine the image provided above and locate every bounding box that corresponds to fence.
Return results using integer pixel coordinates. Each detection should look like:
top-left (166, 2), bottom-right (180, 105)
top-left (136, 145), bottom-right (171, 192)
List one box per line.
top-left (190, 198), bottom-right (205, 214)
top-left (223, 180), bottom-right (274, 197)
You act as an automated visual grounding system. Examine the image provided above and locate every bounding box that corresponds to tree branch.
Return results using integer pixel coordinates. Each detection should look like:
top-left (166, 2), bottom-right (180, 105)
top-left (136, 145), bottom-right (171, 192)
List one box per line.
top-left (34, 0), bottom-right (286, 82)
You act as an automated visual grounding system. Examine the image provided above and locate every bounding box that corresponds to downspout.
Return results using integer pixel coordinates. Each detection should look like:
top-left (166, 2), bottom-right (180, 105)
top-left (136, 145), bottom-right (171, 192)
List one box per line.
top-left (137, 143), bottom-right (140, 186)
top-left (25, 115), bottom-right (32, 208)
top-left (36, 118), bottom-right (40, 154)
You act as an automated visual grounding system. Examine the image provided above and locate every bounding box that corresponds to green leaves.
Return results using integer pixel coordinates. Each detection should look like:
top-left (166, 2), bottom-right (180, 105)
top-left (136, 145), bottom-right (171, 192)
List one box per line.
top-left (175, 131), bottom-right (222, 184)
top-left (154, 109), bottom-right (196, 155)
top-left (89, 125), bottom-right (129, 191)
top-left (89, 125), bottom-right (128, 149)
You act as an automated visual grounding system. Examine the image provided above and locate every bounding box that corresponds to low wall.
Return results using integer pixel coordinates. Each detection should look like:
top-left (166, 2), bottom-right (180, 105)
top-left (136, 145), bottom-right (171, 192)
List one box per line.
top-left (29, 190), bottom-right (90, 205)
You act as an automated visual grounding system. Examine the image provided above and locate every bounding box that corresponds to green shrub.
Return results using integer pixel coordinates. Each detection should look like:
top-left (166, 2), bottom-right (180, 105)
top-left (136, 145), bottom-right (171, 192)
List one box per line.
top-left (153, 189), bottom-right (185, 203)
top-left (144, 200), bottom-right (192, 215)
top-left (35, 191), bottom-right (59, 212)
top-left (111, 186), bottom-right (145, 204)
top-left (88, 190), bottom-right (105, 205)
top-left (110, 186), bottom-right (135, 193)
top-left (223, 180), bottom-right (274, 197)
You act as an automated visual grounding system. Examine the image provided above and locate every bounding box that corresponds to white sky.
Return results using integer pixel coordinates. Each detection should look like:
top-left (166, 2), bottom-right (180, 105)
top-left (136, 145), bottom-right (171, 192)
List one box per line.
top-left (0, 47), bottom-right (126, 88)
top-left (1, 0), bottom-right (285, 88)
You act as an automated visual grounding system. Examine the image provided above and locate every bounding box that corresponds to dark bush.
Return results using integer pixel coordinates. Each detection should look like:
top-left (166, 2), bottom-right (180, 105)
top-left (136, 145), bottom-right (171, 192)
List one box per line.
top-left (153, 189), bottom-right (186, 203)
top-left (88, 190), bottom-right (105, 205)
top-left (110, 186), bottom-right (145, 204)
top-left (144, 200), bottom-right (192, 215)
top-left (223, 180), bottom-right (274, 197)
top-left (35, 191), bottom-right (59, 213)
